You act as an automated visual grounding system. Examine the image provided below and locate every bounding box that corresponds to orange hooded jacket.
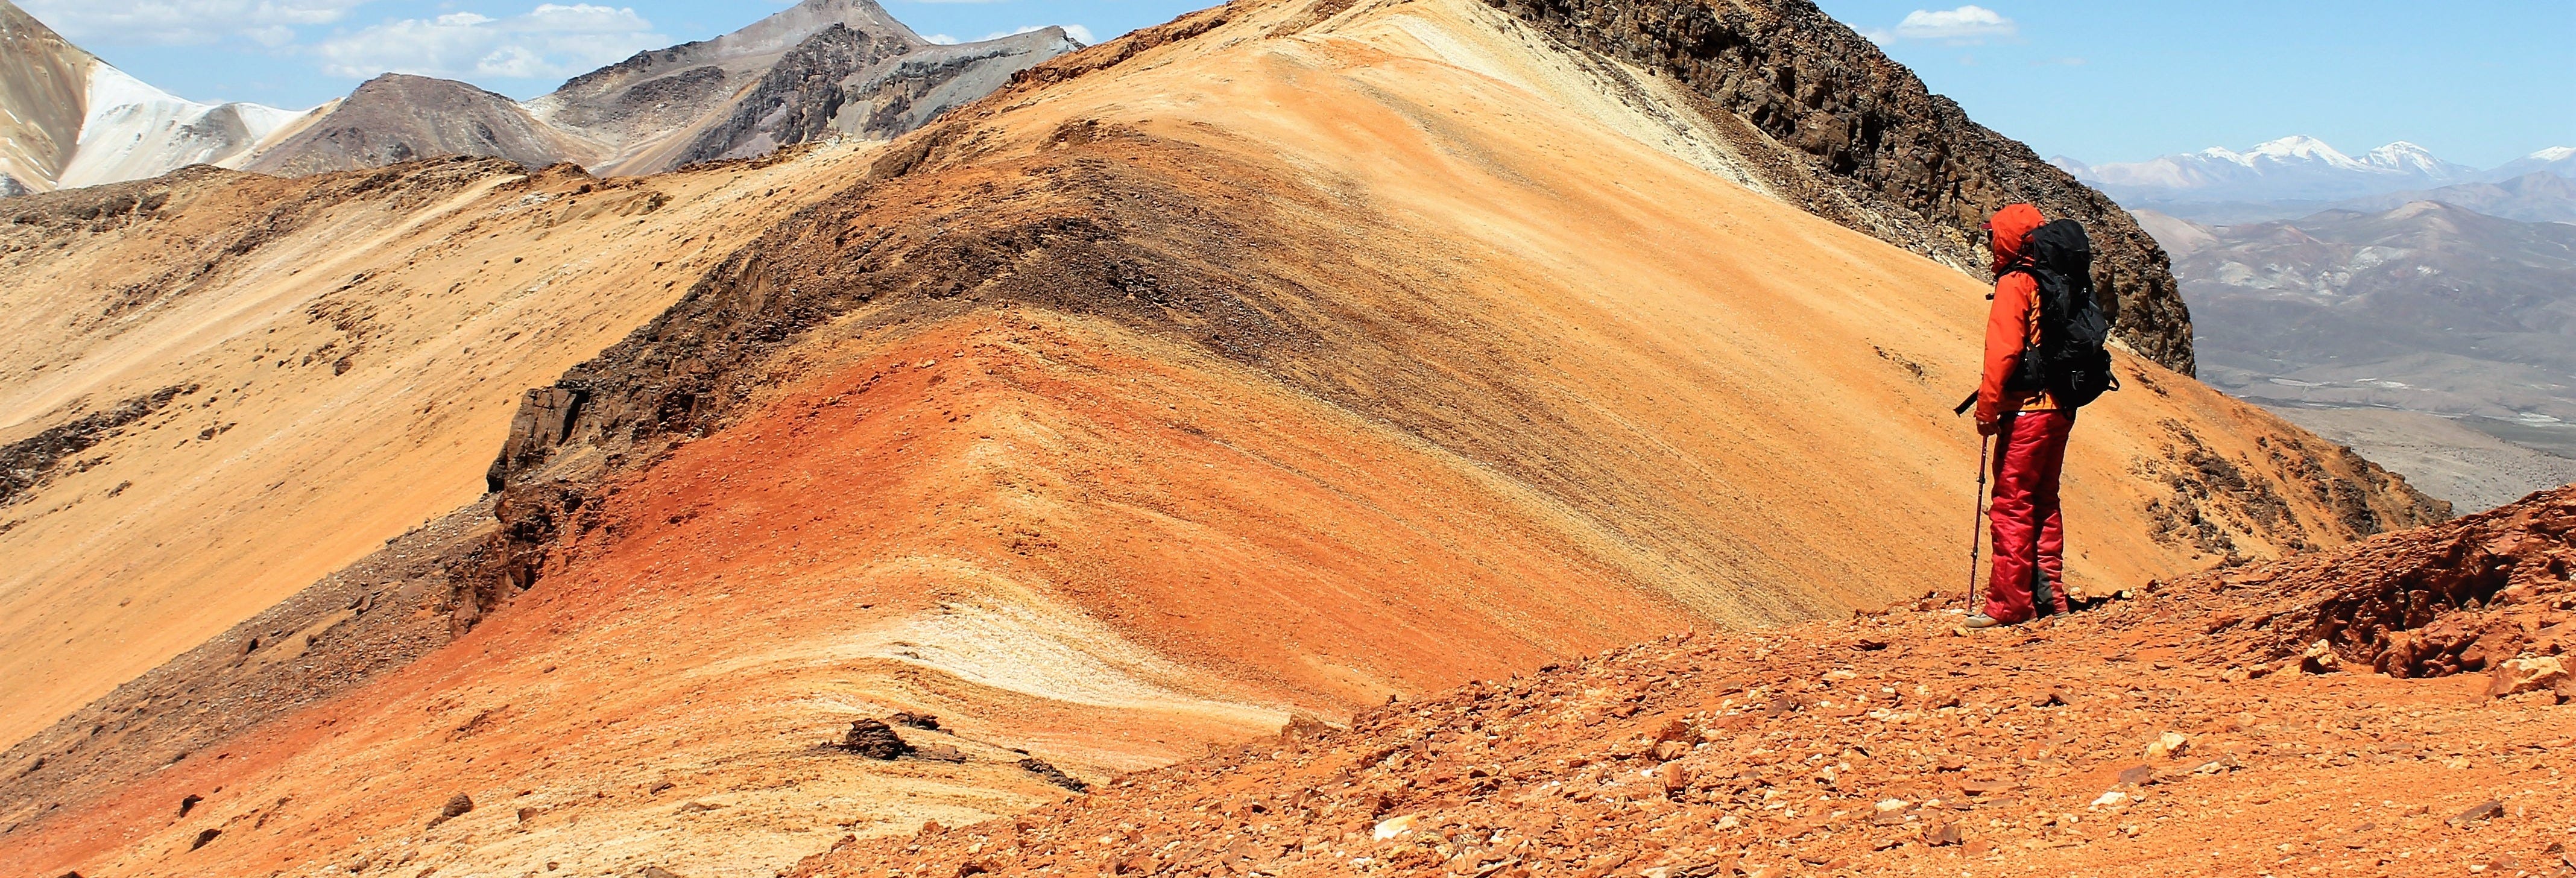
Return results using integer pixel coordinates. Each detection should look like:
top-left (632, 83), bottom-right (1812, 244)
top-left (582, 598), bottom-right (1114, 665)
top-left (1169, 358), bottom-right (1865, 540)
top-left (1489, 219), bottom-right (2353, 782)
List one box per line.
top-left (1976, 203), bottom-right (2060, 423)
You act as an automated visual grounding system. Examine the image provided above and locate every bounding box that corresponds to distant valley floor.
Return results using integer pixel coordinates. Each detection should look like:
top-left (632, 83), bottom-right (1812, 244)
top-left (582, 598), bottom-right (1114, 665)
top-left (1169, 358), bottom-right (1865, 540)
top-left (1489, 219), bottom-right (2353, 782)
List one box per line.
top-left (2256, 402), bottom-right (2576, 513)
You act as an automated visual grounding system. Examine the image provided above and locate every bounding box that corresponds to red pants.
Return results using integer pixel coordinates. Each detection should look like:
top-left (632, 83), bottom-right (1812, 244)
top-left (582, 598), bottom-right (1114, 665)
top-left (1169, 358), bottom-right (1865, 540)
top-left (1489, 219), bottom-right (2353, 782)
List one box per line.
top-left (1986, 409), bottom-right (2073, 622)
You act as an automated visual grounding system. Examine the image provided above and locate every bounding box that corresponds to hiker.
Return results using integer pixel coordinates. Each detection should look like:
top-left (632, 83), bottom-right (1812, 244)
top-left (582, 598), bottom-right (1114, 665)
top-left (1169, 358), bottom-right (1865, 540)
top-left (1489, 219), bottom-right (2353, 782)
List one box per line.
top-left (1963, 203), bottom-right (2115, 628)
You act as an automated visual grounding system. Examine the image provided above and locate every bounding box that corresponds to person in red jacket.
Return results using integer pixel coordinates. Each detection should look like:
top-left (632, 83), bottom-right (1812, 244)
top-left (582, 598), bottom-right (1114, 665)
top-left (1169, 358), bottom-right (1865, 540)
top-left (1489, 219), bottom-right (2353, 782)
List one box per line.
top-left (1966, 203), bottom-right (2074, 628)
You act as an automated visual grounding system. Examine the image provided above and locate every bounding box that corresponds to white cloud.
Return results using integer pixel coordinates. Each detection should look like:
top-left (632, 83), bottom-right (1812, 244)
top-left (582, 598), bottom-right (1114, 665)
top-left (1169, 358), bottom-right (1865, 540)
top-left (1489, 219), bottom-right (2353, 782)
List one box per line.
top-left (17, 0), bottom-right (371, 46)
top-left (923, 33), bottom-right (961, 45)
top-left (314, 3), bottom-right (665, 81)
top-left (1867, 5), bottom-right (2018, 44)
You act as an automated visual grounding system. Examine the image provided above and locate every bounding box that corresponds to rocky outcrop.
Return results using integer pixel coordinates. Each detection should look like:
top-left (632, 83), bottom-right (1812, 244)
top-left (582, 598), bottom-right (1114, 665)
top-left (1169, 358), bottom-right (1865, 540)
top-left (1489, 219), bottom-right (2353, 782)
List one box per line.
top-left (486, 388), bottom-right (586, 493)
top-left (0, 384), bottom-right (194, 505)
top-left (1479, 0), bottom-right (2196, 374)
top-left (2207, 482), bottom-right (2575, 681)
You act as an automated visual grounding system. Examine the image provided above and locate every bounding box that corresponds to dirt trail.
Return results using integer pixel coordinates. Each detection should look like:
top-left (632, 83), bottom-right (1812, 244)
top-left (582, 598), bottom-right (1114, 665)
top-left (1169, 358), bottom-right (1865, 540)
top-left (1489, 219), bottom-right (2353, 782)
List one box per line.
top-left (791, 487), bottom-right (2576, 878)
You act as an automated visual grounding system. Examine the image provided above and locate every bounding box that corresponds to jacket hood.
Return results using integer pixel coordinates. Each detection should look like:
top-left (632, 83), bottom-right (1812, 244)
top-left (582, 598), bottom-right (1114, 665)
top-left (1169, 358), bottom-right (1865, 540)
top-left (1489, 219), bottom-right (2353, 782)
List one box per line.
top-left (1986, 203), bottom-right (2045, 273)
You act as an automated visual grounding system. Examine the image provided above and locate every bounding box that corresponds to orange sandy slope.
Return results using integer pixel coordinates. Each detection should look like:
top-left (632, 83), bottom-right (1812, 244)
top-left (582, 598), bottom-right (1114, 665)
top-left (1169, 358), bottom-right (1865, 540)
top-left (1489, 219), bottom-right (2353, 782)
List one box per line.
top-left (0, 147), bottom-right (871, 747)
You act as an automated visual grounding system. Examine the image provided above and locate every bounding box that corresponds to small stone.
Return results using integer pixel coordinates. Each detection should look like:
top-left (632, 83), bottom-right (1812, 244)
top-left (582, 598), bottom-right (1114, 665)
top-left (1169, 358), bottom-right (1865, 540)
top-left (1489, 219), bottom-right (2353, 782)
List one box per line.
top-left (188, 828), bottom-right (220, 851)
top-left (1962, 838), bottom-right (1994, 856)
top-left (888, 712), bottom-right (941, 730)
top-left (2486, 656), bottom-right (2569, 698)
top-left (1372, 814), bottom-right (1417, 841)
top-left (641, 868), bottom-right (686, 878)
top-left (2091, 791), bottom-right (2128, 807)
top-left (2117, 765), bottom-right (2155, 785)
top-left (909, 744), bottom-right (968, 763)
top-left (426, 792), bottom-right (473, 828)
top-left (1875, 798), bottom-right (1910, 812)
top-left (178, 794), bottom-right (203, 818)
top-left (1922, 822), bottom-right (1962, 846)
top-left (2447, 800), bottom-right (2504, 828)
top-left (2302, 640), bottom-right (2341, 674)
top-left (2144, 731), bottom-right (2191, 761)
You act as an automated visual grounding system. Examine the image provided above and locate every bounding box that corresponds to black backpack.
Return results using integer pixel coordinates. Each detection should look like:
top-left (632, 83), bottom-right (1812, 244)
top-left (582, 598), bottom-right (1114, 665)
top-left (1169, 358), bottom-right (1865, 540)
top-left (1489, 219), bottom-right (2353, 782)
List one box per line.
top-left (2003, 219), bottom-right (2118, 408)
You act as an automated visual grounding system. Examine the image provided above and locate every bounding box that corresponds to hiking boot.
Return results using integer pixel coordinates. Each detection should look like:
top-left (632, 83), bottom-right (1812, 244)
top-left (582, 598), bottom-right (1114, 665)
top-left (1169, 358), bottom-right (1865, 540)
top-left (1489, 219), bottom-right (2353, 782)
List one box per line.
top-left (1962, 614), bottom-right (2010, 629)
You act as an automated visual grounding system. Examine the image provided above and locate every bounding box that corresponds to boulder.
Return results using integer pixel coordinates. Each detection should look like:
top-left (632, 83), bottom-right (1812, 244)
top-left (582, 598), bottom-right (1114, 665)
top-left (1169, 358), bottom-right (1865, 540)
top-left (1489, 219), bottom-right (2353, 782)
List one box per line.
top-left (2486, 655), bottom-right (2570, 699)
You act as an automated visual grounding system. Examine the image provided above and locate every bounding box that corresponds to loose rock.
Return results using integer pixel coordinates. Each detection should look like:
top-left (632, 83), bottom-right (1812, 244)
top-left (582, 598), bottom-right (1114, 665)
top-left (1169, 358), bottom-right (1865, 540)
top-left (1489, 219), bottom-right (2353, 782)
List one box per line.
top-left (2449, 800), bottom-right (2505, 828)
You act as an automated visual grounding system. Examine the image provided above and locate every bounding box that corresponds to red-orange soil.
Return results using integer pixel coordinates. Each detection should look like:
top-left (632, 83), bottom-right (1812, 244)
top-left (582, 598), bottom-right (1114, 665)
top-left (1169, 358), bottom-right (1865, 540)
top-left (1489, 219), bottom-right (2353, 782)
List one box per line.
top-left (789, 487), bottom-right (2576, 878)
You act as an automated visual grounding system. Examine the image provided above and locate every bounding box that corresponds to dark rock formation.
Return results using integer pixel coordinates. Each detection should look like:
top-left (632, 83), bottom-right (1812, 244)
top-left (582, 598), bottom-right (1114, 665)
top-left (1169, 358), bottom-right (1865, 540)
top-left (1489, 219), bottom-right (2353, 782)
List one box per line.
top-left (1479, 0), bottom-right (2196, 374)
top-left (487, 388), bottom-right (586, 493)
top-left (839, 719), bottom-right (911, 759)
top-left (1, 384), bottom-right (194, 505)
top-left (1018, 757), bottom-right (1090, 792)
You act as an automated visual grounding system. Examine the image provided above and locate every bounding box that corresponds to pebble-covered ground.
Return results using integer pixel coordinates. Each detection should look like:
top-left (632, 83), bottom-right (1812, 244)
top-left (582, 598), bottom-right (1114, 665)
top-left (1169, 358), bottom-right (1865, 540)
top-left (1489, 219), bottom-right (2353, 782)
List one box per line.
top-left (791, 487), bottom-right (2576, 878)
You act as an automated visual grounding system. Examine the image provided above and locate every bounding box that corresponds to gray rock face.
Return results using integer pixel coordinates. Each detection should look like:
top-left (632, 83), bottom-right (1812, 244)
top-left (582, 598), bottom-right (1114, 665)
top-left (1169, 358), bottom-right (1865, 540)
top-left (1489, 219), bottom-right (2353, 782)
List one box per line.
top-left (1479, 0), bottom-right (2196, 374)
top-left (522, 0), bottom-right (1073, 175)
top-left (665, 26), bottom-right (1076, 169)
top-left (244, 75), bottom-right (592, 177)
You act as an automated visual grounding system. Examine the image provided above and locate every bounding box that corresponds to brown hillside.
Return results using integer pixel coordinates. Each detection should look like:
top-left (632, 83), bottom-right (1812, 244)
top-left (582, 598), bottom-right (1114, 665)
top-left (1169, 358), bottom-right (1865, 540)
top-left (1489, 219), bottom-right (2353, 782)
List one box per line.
top-left (1, 0), bottom-right (2445, 876)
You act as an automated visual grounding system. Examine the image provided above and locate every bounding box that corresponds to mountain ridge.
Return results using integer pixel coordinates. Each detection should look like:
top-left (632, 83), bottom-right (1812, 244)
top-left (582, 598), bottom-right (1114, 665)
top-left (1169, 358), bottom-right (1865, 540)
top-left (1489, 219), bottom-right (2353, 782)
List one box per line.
top-left (2061, 136), bottom-right (2576, 208)
top-left (0, 0), bottom-right (1074, 191)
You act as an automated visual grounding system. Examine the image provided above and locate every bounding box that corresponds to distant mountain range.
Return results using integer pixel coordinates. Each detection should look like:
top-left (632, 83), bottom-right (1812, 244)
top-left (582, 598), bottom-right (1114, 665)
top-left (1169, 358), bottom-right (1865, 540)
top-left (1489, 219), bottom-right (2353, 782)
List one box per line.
top-left (0, 0), bottom-right (1073, 195)
top-left (2056, 137), bottom-right (2576, 224)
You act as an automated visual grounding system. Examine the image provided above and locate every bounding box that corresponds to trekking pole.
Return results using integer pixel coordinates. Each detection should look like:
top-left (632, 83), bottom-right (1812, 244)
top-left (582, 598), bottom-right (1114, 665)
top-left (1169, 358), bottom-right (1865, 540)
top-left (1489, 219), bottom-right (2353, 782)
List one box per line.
top-left (1966, 434), bottom-right (1990, 612)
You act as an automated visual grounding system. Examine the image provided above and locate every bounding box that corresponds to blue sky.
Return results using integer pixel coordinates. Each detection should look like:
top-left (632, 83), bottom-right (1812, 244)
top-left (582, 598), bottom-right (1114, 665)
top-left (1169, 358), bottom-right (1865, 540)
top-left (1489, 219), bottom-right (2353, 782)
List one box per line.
top-left (22, 1), bottom-right (2574, 167)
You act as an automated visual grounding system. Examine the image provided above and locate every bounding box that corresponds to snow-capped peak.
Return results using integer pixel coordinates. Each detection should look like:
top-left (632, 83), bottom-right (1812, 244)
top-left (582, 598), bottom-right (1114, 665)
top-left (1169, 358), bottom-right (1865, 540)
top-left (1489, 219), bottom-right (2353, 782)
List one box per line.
top-left (2244, 135), bottom-right (2364, 170)
top-left (2528, 147), bottom-right (2576, 162)
top-left (2361, 141), bottom-right (2475, 178)
top-left (56, 61), bottom-right (310, 190)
